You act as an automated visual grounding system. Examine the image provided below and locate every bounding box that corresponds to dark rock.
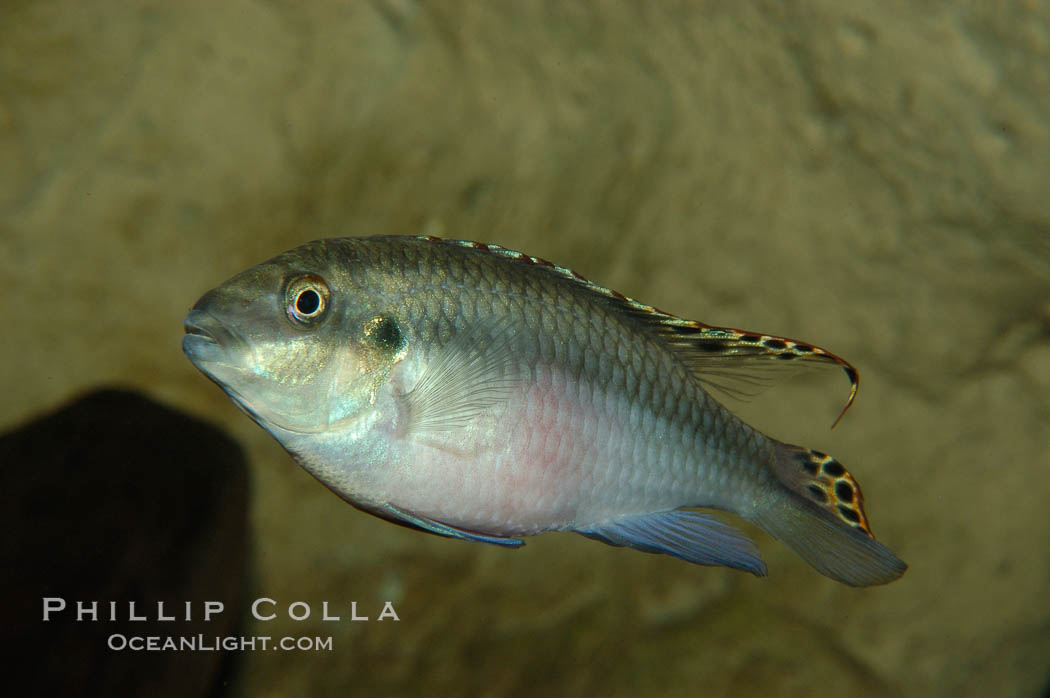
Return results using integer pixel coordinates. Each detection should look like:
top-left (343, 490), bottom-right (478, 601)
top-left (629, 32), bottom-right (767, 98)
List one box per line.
top-left (0, 389), bottom-right (250, 698)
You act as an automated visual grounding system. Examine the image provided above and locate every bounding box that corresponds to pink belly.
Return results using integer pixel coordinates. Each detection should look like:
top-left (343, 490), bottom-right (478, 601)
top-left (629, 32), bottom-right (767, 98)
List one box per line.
top-left (391, 363), bottom-right (620, 535)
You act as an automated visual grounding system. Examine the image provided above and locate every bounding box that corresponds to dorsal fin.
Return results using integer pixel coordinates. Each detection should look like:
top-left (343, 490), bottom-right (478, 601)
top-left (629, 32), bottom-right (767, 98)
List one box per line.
top-left (414, 236), bottom-right (860, 427)
top-left (656, 322), bottom-right (859, 428)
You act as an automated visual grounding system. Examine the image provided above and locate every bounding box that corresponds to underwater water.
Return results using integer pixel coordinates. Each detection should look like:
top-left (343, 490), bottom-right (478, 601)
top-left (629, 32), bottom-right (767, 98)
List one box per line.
top-left (3, 2), bottom-right (1048, 696)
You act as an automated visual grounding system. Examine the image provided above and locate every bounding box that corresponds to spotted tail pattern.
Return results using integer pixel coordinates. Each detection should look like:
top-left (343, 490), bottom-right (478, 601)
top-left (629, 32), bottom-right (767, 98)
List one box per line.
top-left (776, 444), bottom-right (872, 537)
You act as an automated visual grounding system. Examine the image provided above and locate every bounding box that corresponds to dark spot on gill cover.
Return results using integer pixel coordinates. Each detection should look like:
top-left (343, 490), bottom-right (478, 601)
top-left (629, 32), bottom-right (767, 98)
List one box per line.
top-left (823, 460), bottom-right (846, 477)
top-left (367, 316), bottom-right (405, 353)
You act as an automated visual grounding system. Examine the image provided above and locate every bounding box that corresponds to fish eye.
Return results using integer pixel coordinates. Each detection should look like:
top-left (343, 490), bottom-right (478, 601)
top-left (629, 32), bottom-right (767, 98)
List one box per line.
top-left (296, 289), bottom-right (320, 315)
top-left (285, 274), bottom-right (330, 328)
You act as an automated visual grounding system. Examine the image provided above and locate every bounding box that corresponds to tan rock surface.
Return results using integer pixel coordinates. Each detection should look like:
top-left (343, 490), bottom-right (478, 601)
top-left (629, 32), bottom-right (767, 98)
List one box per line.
top-left (3, 1), bottom-right (1048, 696)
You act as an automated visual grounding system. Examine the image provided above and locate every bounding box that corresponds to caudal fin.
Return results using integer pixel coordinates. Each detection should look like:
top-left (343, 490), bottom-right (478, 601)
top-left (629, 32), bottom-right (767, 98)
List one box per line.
top-left (751, 443), bottom-right (907, 586)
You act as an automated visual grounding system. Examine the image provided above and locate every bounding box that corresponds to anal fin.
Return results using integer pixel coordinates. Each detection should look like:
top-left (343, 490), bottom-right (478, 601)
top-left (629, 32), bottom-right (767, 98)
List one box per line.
top-left (574, 509), bottom-right (767, 577)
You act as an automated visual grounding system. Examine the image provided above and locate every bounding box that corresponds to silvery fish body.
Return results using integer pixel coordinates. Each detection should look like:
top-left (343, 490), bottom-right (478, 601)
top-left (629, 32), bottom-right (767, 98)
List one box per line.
top-left (183, 236), bottom-right (906, 586)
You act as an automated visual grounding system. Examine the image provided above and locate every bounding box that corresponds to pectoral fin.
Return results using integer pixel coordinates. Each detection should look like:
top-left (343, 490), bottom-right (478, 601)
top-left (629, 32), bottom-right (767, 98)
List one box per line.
top-left (400, 318), bottom-right (522, 433)
top-left (574, 509), bottom-right (767, 576)
top-left (373, 502), bottom-right (525, 548)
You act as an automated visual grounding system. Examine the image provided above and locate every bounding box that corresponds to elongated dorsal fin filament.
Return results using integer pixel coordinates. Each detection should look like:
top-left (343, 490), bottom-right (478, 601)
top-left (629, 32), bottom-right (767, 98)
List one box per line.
top-left (417, 235), bottom-right (860, 427)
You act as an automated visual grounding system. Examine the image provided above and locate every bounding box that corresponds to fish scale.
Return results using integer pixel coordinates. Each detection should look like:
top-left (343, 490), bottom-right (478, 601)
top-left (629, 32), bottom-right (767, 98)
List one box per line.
top-left (183, 235), bottom-right (906, 586)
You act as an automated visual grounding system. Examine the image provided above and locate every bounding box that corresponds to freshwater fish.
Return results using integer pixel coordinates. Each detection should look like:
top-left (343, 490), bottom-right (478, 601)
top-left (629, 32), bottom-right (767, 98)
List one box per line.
top-left (183, 235), bottom-right (906, 586)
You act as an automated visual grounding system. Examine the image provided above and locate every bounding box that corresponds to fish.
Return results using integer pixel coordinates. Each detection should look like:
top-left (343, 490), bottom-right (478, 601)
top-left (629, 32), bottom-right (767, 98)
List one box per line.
top-left (183, 235), bottom-right (906, 586)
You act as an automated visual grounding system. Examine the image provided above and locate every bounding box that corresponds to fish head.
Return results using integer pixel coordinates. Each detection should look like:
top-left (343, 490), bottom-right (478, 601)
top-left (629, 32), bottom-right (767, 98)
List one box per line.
top-left (182, 240), bottom-right (406, 437)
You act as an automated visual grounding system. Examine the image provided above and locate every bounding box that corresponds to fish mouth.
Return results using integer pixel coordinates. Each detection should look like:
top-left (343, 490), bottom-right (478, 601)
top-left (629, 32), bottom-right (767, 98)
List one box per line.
top-left (182, 309), bottom-right (244, 366)
top-left (184, 309), bottom-right (223, 342)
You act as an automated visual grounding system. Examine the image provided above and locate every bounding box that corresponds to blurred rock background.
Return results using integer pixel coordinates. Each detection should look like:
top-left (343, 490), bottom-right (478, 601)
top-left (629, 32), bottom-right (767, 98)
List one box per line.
top-left (2, 1), bottom-right (1048, 696)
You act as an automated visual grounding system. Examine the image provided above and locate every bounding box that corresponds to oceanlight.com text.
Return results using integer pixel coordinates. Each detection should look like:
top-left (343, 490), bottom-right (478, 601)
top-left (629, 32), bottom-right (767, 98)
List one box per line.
top-left (107, 634), bottom-right (334, 652)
